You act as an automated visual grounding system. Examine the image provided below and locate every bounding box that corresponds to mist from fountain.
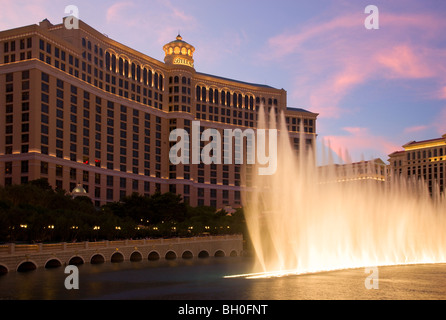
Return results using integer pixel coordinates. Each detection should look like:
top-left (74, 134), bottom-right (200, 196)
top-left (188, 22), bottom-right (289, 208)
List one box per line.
top-left (241, 107), bottom-right (446, 278)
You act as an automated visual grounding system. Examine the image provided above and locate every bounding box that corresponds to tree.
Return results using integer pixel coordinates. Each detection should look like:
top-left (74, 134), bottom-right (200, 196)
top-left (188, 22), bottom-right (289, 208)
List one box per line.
top-left (146, 192), bottom-right (187, 224)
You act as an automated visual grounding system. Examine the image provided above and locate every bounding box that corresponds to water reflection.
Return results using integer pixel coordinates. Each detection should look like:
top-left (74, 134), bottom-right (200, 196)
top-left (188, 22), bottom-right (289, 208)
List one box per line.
top-left (1, 258), bottom-right (446, 300)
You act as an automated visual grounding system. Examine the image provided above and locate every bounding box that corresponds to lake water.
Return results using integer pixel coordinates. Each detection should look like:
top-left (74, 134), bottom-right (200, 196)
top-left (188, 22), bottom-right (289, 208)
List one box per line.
top-left (1, 257), bottom-right (446, 300)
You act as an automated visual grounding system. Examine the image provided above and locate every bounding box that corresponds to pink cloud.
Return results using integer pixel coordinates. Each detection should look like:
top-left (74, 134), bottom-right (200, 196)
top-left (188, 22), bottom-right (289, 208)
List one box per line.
top-left (324, 127), bottom-right (400, 163)
top-left (432, 107), bottom-right (446, 135)
top-left (106, 2), bottom-right (135, 23)
top-left (0, 0), bottom-right (58, 29)
top-left (264, 13), bottom-right (361, 60)
top-left (376, 45), bottom-right (435, 79)
top-left (436, 86), bottom-right (446, 100)
top-left (104, 0), bottom-right (198, 46)
top-left (261, 9), bottom-right (446, 119)
top-left (404, 125), bottom-right (429, 134)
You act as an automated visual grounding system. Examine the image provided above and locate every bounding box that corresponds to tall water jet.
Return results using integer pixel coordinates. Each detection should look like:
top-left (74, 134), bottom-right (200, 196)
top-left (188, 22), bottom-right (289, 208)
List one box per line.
top-left (241, 107), bottom-right (446, 278)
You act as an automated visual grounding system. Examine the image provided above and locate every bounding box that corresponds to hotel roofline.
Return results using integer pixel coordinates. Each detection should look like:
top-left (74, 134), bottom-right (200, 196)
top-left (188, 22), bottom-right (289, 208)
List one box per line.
top-left (402, 134), bottom-right (446, 150)
top-left (0, 18), bottom-right (318, 114)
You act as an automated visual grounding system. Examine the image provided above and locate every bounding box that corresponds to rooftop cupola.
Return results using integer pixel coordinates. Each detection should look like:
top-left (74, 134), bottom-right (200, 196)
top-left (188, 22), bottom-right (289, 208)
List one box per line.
top-left (163, 34), bottom-right (195, 69)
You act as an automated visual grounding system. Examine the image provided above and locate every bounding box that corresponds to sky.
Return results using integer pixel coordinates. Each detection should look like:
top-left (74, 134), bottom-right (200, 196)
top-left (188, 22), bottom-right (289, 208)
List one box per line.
top-left (1, 0), bottom-right (446, 164)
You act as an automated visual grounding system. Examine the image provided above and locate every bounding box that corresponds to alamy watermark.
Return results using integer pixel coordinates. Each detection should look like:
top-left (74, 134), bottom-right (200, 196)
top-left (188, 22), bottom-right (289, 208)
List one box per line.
top-left (364, 267), bottom-right (379, 290)
top-left (64, 265), bottom-right (79, 290)
top-left (364, 5), bottom-right (379, 30)
top-left (169, 121), bottom-right (277, 176)
top-left (64, 5), bottom-right (79, 30)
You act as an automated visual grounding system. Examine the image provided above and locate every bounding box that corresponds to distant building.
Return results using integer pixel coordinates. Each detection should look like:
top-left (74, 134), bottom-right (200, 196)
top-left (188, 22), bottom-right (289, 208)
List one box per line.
top-left (319, 158), bottom-right (387, 184)
top-left (0, 18), bottom-right (318, 209)
top-left (388, 134), bottom-right (446, 194)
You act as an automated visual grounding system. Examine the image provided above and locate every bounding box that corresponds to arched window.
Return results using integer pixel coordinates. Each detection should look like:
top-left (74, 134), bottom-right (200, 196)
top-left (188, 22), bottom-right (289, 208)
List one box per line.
top-left (148, 70), bottom-right (152, 87)
top-left (202, 87), bottom-right (206, 102)
top-left (233, 93), bottom-right (237, 107)
top-left (245, 96), bottom-right (249, 108)
top-left (137, 65), bottom-right (141, 82)
top-left (227, 92), bottom-right (231, 106)
top-left (209, 88), bottom-right (214, 104)
top-left (111, 54), bottom-right (116, 73)
top-left (131, 63), bottom-right (136, 80)
top-left (214, 90), bottom-right (219, 105)
top-left (182, 76), bottom-right (187, 84)
top-left (154, 72), bottom-right (158, 89)
top-left (144, 68), bottom-right (148, 85)
top-left (174, 76), bottom-right (179, 83)
top-left (238, 94), bottom-right (243, 108)
top-left (105, 52), bottom-right (111, 70)
top-left (82, 38), bottom-right (86, 47)
top-left (196, 86), bottom-right (201, 101)
top-left (159, 75), bottom-right (163, 90)
top-left (118, 58), bottom-right (124, 75)
top-left (221, 91), bottom-right (226, 105)
top-left (124, 60), bottom-right (129, 77)
top-left (250, 96), bottom-right (254, 109)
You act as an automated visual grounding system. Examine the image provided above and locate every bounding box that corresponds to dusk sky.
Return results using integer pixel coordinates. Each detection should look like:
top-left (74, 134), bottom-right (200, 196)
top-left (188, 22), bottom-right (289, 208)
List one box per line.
top-left (1, 0), bottom-right (445, 163)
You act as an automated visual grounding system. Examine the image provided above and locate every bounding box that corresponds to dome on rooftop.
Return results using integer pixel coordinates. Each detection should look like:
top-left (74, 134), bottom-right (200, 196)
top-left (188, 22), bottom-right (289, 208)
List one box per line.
top-left (163, 34), bottom-right (195, 69)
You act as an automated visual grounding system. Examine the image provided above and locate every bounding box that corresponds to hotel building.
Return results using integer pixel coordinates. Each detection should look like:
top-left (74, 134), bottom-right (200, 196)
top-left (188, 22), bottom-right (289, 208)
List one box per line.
top-left (388, 134), bottom-right (446, 194)
top-left (319, 158), bottom-right (387, 184)
top-left (0, 18), bottom-right (318, 208)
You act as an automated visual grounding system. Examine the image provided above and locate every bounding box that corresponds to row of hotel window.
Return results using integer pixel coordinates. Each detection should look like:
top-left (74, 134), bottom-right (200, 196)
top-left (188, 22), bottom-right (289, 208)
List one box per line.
top-left (2, 38), bottom-right (32, 64)
top-left (2, 70), bottom-right (161, 177)
top-left (36, 37), bottom-right (164, 109)
top-left (5, 36), bottom-right (299, 128)
top-left (5, 36), bottom-right (163, 92)
top-left (104, 52), bottom-right (164, 88)
top-left (4, 159), bottom-right (241, 206)
top-left (39, 73), bottom-right (164, 177)
top-left (3, 70), bottom-right (248, 184)
top-left (405, 148), bottom-right (446, 162)
top-left (195, 85), bottom-right (277, 109)
top-left (4, 36), bottom-right (284, 119)
top-left (83, 37), bottom-right (165, 96)
top-left (4, 71), bottom-right (31, 155)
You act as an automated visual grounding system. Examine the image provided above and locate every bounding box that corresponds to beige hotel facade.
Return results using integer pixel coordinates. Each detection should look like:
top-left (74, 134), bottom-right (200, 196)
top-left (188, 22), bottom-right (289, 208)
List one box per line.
top-left (388, 134), bottom-right (446, 195)
top-left (0, 18), bottom-right (318, 209)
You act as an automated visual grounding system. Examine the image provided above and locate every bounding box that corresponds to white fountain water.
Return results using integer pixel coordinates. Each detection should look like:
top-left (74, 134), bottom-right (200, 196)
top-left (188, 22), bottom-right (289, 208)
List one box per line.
top-left (238, 107), bottom-right (446, 279)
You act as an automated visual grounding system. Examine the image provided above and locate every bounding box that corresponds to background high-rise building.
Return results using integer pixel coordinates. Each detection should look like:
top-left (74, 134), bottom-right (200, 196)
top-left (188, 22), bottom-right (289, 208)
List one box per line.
top-left (388, 134), bottom-right (446, 195)
top-left (0, 18), bottom-right (318, 209)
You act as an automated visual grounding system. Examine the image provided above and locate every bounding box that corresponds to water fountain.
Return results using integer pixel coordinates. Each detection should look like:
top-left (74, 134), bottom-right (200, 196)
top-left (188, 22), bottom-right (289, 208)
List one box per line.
top-left (239, 107), bottom-right (446, 279)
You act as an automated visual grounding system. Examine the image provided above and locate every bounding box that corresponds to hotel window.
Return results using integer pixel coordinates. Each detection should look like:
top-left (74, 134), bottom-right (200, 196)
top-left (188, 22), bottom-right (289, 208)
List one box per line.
top-left (106, 189), bottom-right (113, 200)
top-left (106, 175), bottom-right (114, 187)
top-left (83, 171), bottom-right (89, 183)
top-left (68, 168), bottom-right (76, 181)
top-left (5, 162), bottom-right (12, 175)
top-left (21, 161), bottom-right (29, 174)
top-left (119, 177), bottom-right (126, 189)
